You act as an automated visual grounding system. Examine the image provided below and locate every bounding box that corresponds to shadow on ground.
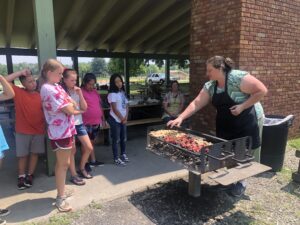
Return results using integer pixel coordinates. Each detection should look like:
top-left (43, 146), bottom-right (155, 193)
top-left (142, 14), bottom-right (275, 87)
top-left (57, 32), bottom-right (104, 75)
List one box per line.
top-left (281, 180), bottom-right (300, 198)
top-left (4, 197), bottom-right (55, 223)
top-left (129, 179), bottom-right (255, 225)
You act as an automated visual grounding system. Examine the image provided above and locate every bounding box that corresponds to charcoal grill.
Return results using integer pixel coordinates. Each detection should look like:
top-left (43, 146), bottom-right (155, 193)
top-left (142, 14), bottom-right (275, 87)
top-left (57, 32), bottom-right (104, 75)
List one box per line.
top-left (147, 125), bottom-right (271, 196)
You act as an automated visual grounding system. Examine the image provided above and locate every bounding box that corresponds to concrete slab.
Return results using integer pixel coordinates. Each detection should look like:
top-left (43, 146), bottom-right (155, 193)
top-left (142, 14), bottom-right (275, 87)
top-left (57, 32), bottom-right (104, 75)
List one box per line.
top-left (0, 124), bottom-right (187, 224)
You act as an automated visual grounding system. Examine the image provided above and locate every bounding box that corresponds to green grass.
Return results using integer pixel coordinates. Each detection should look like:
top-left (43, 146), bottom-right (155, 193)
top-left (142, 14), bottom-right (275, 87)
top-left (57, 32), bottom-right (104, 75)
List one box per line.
top-left (277, 167), bottom-right (293, 182)
top-left (89, 201), bottom-right (102, 210)
top-left (23, 211), bottom-right (80, 225)
top-left (288, 137), bottom-right (300, 149)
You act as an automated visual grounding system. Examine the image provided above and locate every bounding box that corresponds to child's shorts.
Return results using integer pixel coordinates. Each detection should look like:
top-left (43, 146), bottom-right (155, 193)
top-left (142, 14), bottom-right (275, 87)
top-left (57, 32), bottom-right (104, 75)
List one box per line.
top-left (16, 133), bottom-right (45, 157)
top-left (75, 124), bottom-right (88, 137)
top-left (50, 136), bottom-right (74, 151)
top-left (85, 125), bottom-right (100, 141)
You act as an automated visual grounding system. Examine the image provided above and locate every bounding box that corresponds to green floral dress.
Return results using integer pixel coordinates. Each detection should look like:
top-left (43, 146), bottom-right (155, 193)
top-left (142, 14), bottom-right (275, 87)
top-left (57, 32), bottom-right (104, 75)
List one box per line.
top-left (203, 69), bottom-right (264, 119)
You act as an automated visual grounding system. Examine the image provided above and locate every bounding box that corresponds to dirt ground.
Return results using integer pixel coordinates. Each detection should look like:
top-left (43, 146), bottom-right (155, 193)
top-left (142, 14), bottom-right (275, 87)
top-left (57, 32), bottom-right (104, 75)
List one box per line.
top-left (34, 146), bottom-right (300, 225)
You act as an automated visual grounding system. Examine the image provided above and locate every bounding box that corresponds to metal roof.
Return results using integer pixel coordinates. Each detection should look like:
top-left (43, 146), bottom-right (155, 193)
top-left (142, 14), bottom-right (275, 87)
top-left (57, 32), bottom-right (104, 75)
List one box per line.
top-left (0, 0), bottom-right (190, 56)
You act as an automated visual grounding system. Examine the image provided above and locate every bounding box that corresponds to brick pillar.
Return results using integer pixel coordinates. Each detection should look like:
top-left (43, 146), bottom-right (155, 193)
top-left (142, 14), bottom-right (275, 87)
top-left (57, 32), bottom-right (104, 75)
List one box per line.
top-left (190, 0), bottom-right (242, 134)
top-left (190, 0), bottom-right (300, 136)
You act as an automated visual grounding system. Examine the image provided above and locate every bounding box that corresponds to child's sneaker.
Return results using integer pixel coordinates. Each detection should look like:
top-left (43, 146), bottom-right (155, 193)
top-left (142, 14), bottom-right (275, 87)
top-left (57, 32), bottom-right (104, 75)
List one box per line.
top-left (17, 177), bottom-right (27, 190)
top-left (114, 158), bottom-right (126, 166)
top-left (120, 154), bottom-right (129, 162)
top-left (55, 197), bottom-right (72, 212)
top-left (25, 174), bottom-right (33, 187)
top-left (0, 209), bottom-right (10, 217)
top-left (0, 219), bottom-right (6, 225)
top-left (230, 181), bottom-right (246, 197)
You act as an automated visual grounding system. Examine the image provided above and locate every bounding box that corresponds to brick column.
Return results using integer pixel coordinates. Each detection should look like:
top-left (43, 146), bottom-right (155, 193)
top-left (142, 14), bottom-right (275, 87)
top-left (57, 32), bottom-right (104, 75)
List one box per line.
top-left (190, 0), bottom-right (300, 136)
top-left (190, 0), bottom-right (242, 134)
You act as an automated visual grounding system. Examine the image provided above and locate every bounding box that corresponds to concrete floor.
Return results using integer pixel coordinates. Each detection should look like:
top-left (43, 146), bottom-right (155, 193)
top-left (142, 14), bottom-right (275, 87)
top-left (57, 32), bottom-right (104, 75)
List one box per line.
top-left (0, 124), bottom-right (187, 224)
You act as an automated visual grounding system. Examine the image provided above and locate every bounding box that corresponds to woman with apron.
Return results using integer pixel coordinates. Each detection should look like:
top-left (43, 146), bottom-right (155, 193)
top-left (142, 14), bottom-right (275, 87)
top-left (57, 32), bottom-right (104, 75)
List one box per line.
top-left (168, 56), bottom-right (267, 197)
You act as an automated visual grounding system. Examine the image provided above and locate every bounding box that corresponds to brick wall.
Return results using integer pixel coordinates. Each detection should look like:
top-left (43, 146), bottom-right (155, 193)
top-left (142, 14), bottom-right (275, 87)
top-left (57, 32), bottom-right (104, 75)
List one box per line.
top-left (190, 0), bottom-right (243, 134)
top-left (238, 0), bottom-right (300, 136)
top-left (190, 0), bottom-right (300, 136)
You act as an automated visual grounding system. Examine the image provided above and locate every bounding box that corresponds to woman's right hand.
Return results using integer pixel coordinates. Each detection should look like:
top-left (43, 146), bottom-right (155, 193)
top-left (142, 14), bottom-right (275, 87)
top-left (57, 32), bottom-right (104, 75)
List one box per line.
top-left (167, 117), bottom-right (183, 128)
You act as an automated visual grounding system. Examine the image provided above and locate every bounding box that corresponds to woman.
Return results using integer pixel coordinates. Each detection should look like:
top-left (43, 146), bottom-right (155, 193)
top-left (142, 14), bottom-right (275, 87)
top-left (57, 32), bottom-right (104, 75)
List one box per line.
top-left (162, 80), bottom-right (185, 124)
top-left (168, 56), bottom-right (267, 197)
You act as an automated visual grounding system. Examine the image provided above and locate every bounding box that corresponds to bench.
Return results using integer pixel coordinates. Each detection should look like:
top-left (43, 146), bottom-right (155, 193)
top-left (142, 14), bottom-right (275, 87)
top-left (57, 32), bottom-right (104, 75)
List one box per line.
top-left (101, 117), bottom-right (163, 129)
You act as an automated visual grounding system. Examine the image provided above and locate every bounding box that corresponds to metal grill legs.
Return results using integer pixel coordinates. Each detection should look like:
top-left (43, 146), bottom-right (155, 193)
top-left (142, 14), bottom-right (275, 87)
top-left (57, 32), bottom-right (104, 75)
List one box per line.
top-left (188, 171), bottom-right (201, 197)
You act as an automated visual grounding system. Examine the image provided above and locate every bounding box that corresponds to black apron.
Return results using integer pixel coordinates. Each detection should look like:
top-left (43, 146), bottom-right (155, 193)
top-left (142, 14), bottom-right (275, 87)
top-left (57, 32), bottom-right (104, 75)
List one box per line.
top-left (211, 74), bottom-right (260, 149)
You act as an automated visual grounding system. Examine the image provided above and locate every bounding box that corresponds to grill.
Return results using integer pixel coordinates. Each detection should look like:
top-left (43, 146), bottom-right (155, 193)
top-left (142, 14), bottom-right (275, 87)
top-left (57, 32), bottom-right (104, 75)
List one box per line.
top-left (146, 125), bottom-right (271, 196)
top-left (147, 125), bottom-right (254, 174)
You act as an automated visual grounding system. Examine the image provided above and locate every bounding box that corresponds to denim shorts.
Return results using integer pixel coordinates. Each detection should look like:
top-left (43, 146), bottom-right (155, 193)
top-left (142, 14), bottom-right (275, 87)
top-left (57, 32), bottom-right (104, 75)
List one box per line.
top-left (85, 124), bottom-right (100, 140)
top-left (75, 124), bottom-right (88, 136)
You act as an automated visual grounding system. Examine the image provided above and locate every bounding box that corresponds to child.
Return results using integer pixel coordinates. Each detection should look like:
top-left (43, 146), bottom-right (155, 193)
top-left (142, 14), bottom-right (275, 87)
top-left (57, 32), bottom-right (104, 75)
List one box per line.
top-left (81, 73), bottom-right (105, 170)
top-left (61, 69), bottom-right (93, 184)
top-left (0, 75), bottom-right (14, 225)
top-left (5, 69), bottom-right (46, 190)
top-left (40, 59), bottom-right (79, 212)
top-left (107, 73), bottom-right (129, 166)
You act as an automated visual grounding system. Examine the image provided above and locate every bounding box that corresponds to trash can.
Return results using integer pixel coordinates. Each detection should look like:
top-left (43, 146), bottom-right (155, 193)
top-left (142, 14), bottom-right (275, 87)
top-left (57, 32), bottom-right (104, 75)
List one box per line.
top-left (260, 115), bottom-right (294, 172)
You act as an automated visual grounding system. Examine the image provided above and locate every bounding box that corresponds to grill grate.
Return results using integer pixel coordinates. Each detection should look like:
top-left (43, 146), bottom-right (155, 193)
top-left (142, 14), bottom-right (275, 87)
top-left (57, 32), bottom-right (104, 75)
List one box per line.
top-left (147, 125), bottom-right (255, 174)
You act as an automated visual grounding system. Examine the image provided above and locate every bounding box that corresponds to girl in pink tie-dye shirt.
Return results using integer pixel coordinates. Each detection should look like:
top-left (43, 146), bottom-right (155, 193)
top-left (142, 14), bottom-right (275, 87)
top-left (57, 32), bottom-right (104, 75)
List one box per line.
top-left (40, 59), bottom-right (81, 213)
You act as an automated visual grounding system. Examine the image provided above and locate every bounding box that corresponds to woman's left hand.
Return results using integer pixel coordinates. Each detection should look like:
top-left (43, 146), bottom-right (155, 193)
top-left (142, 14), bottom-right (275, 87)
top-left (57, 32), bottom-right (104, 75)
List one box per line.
top-left (230, 104), bottom-right (244, 116)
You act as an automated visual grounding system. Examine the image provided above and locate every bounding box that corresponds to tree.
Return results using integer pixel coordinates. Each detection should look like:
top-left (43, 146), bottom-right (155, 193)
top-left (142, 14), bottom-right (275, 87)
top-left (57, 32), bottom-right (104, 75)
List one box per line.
top-left (78, 62), bottom-right (92, 76)
top-left (91, 58), bottom-right (107, 75)
top-left (0, 64), bottom-right (7, 75)
top-left (108, 58), bottom-right (145, 76)
top-left (13, 63), bottom-right (39, 75)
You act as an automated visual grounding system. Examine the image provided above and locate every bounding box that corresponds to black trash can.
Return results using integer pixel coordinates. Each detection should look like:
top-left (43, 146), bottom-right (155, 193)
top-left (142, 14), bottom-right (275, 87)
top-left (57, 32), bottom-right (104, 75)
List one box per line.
top-left (260, 115), bottom-right (294, 171)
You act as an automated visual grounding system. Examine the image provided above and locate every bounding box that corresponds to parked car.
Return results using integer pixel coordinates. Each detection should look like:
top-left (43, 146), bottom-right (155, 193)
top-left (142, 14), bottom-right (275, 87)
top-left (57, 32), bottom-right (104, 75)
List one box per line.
top-left (146, 73), bottom-right (165, 85)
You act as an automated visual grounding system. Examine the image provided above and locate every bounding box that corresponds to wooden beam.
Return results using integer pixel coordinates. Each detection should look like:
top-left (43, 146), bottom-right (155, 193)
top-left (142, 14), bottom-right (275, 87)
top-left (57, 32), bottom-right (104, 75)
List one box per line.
top-left (30, 29), bottom-right (36, 49)
top-left (140, 19), bottom-right (190, 53)
top-left (166, 37), bottom-right (190, 54)
top-left (124, 58), bottom-right (130, 96)
top-left (128, 2), bottom-right (190, 51)
top-left (6, 54), bottom-right (13, 74)
top-left (0, 48), bottom-right (189, 60)
top-left (73, 0), bottom-right (118, 50)
top-left (56, 0), bottom-right (87, 48)
top-left (94, 0), bottom-right (148, 49)
top-left (5, 0), bottom-right (16, 47)
top-left (33, 0), bottom-right (57, 69)
top-left (72, 56), bottom-right (79, 86)
top-left (111, 0), bottom-right (176, 51)
top-left (165, 59), bottom-right (170, 86)
top-left (179, 45), bottom-right (189, 55)
top-left (154, 27), bottom-right (189, 54)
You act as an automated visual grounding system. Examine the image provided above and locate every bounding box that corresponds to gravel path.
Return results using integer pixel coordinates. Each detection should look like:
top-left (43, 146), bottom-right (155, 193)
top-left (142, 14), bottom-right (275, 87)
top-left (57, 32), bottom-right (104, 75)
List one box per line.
top-left (45, 147), bottom-right (300, 225)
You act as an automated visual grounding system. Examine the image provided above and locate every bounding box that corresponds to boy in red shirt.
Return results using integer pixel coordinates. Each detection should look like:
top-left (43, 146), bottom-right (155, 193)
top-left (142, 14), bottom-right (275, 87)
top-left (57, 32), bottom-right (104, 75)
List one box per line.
top-left (6, 69), bottom-right (46, 190)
